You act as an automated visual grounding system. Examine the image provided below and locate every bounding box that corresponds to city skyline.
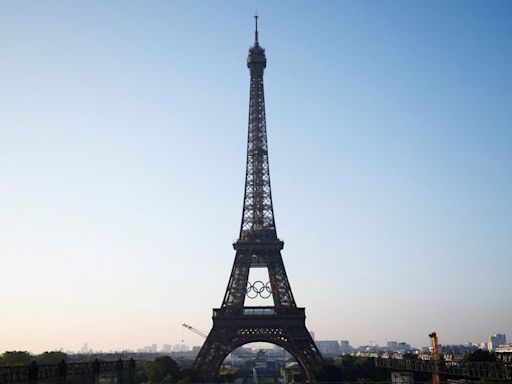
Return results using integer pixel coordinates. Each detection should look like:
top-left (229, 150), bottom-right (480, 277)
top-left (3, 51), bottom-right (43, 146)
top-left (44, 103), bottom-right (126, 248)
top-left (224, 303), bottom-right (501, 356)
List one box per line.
top-left (1, 1), bottom-right (511, 354)
top-left (17, 330), bottom-right (508, 356)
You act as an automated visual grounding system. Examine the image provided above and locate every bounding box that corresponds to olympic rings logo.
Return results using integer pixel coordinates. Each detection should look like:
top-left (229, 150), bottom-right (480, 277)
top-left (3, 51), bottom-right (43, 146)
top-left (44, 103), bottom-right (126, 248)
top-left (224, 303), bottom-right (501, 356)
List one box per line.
top-left (241, 280), bottom-right (275, 299)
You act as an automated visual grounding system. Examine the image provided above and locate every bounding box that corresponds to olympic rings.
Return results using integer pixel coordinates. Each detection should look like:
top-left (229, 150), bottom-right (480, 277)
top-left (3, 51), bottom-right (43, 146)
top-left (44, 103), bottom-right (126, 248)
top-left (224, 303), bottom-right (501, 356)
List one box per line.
top-left (244, 280), bottom-right (274, 299)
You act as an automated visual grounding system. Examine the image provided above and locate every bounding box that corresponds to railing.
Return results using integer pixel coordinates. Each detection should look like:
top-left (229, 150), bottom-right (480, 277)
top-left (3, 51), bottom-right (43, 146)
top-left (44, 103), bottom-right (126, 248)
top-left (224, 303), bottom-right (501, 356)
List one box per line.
top-left (243, 307), bottom-right (276, 316)
top-left (214, 306), bottom-right (305, 318)
top-left (375, 357), bottom-right (512, 381)
top-left (0, 359), bottom-right (135, 384)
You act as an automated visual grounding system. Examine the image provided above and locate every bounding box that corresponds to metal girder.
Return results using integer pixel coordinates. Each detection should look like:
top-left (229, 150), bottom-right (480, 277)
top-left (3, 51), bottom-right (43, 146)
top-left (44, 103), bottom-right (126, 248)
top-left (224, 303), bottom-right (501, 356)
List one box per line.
top-left (375, 358), bottom-right (512, 381)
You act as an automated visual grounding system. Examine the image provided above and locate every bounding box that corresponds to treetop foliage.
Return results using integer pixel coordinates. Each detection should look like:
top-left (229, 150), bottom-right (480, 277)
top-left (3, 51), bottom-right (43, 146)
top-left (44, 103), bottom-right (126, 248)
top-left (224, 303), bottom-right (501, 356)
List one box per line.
top-left (0, 351), bottom-right (68, 367)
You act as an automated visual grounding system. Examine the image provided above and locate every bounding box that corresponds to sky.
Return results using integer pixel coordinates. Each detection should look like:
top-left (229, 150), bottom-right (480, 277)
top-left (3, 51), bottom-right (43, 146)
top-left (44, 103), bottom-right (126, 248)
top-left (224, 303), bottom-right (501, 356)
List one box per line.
top-left (0, 1), bottom-right (511, 354)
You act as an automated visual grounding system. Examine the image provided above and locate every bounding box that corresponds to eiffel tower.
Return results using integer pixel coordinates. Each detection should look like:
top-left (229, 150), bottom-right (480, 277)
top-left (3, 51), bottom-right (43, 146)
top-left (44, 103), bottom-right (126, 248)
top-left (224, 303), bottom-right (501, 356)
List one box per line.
top-left (193, 17), bottom-right (323, 382)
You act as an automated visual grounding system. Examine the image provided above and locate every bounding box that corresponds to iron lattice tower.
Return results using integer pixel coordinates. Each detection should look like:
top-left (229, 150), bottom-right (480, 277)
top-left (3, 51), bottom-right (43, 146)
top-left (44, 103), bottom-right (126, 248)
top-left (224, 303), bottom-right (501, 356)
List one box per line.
top-left (193, 17), bottom-right (323, 382)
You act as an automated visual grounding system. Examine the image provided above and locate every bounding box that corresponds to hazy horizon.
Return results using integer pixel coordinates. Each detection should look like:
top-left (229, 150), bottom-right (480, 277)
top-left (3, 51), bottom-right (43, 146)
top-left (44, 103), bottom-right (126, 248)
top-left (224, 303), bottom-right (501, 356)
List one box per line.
top-left (1, 1), bottom-right (511, 354)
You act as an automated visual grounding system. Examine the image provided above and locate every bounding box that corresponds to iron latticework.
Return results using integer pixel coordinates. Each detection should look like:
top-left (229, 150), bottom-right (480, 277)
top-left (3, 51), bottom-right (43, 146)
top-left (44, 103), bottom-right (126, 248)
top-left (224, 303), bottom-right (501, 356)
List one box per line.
top-left (193, 17), bottom-right (323, 383)
top-left (240, 18), bottom-right (275, 240)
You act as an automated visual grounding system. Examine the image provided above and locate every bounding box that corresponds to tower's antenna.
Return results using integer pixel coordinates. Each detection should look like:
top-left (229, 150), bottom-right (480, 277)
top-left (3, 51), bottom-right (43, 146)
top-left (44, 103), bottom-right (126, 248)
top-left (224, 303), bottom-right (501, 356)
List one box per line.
top-left (254, 12), bottom-right (259, 44)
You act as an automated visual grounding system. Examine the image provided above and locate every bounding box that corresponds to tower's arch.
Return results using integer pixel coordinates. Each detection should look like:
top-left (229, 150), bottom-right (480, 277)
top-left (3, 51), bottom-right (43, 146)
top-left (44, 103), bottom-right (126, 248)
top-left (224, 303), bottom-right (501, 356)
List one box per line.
top-left (194, 313), bottom-right (323, 383)
top-left (203, 335), bottom-right (314, 383)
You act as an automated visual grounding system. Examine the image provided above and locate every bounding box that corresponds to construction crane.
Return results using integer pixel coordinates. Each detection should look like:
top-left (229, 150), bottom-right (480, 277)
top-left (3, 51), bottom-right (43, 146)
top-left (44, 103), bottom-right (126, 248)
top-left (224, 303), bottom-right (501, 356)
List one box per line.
top-left (182, 323), bottom-right (208, 338)
top-left (429, 332), bottom-right (440, 384)
top-left (181, 323), bottom-right (254, 360)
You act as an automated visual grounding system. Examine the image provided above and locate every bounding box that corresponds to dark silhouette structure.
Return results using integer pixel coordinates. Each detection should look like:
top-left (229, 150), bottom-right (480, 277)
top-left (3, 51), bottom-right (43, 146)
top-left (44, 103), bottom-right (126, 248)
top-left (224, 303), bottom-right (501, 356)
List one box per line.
top-left (0, 360), bottom-right (135, 383)
top-left (375, 358), bottom-right (512, 381)
top-left (192, 16), bottom-right (323, 382)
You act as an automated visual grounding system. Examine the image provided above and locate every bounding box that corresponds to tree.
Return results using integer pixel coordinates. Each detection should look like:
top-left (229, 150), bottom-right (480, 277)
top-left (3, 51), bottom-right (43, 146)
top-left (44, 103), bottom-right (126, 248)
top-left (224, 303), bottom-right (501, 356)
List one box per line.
top-left (335, 355), bottom-right (380, 382)
top-left (217, 367), bottom-right (239, 383)
top-left (465, 349), bottom-right (496, 362)
top-left (35, 351), bottom-right (67, 365)
top-left (145, 356), bottom-right (180, 384)
top-left (317, 363), bottom-right (342, 382)
top-left (0, 351), bottom-right (32, 366)
top-left (178, 367), bottom-right (199, 383)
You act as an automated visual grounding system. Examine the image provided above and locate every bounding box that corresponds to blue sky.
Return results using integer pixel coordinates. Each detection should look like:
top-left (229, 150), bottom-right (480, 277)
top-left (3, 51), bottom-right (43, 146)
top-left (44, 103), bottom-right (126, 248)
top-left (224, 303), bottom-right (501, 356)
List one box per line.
top-left (0, 1), bottom-right (511, 353)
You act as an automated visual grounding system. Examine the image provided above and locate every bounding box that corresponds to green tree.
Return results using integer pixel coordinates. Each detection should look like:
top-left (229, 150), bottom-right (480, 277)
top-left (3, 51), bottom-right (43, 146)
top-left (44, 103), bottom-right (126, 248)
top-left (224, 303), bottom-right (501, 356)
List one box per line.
top-left (178, 367), bottom-right (199, 383)
top-left (35, 351), bottom-right (67, 365)
top-left (0, 351), bottom-right (32, 366)
top-left (317, 363), bottom-right (342, 382)
top-left (145, 356), bottom-right (180, 384)
top-left (335, 355), bottom-right (380, 382)
top-left (465, 349), bottom-right (496, 362)
top-left (218, 367), bottom-right (239, 383)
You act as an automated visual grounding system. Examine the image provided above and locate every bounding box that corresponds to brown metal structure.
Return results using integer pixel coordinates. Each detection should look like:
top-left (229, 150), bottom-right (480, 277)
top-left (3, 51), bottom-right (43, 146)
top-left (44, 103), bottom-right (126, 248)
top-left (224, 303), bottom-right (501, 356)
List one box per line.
top-left (429, 331), bottom-right (440, 384)
top-left (192, 16), bottom-right (323, 382)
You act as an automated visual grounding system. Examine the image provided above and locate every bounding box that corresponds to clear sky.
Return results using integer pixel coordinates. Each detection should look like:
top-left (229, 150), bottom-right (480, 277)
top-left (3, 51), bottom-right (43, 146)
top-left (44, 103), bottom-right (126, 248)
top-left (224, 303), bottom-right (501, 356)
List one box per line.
top-left (1, 1), bottom-right (511, 353)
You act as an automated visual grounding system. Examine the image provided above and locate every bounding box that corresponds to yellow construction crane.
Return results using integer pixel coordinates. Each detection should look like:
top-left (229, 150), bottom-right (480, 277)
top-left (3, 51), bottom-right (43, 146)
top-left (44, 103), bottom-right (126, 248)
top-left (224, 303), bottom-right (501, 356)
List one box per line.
top-left (429, 332), bottom-right (440, 384)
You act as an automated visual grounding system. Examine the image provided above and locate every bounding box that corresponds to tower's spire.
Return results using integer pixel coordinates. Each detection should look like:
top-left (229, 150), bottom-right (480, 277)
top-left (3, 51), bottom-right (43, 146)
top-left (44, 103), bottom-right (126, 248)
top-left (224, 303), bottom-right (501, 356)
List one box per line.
top-left (241, 14), bottom-right (273, 241)
top-left (254, 13), bottom-right (259, 44)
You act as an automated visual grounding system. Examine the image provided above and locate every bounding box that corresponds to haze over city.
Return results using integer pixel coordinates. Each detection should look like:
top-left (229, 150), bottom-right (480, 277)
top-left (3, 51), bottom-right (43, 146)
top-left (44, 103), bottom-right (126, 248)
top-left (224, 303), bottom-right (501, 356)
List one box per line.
top-left (1, 1), bottom-right (511, 355)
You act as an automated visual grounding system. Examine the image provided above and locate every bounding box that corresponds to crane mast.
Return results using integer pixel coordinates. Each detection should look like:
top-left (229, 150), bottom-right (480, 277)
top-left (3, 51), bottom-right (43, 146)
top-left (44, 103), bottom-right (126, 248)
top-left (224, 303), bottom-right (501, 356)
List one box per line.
top-left (429, 332), bottom-right (440, 384)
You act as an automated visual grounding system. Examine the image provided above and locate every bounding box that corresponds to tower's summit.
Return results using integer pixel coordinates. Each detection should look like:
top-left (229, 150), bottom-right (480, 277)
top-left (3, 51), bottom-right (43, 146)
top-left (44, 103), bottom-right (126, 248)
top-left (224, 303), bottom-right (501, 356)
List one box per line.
top-left (247, 15), bottom-right (266, 68)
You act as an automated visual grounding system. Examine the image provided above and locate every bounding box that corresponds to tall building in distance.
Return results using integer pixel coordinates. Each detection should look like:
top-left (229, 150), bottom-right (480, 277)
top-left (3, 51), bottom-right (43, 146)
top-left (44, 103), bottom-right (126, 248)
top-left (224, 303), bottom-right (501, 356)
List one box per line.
top-left (488, 334), bottom-right (506, 351)
top-left (398, 342), bottom-right (412, 351)
top-left (316, 340), bottom-right (342, 357)
top-left (387, 341), bottom-right (399, 351)
top-left (340, 340), bottom-right (351, 354)
top-left (79, 342), bottom-right (91, 354)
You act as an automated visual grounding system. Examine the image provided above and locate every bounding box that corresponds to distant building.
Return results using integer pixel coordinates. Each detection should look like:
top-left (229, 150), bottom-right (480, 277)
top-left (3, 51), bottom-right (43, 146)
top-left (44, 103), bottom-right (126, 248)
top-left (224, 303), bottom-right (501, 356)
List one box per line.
top-left (192, 346), bottom-right (202, 353)
top-left (397, 342), bottom-right (411, 351)
top-left (441, 344), bottom-right (478, 356)
top-left (316, 340), bottom-right (341, 356)
top-left (171, 344), bottom-right (190, 352)
top-left (496, 344), bottom-right (512, 353)
top-left (80, 342), bottom-right (92, 354)
top-left (387, 341), bottom-right (398, 351)
top-left (340, 340), bottom-right (351, 353)
top-left (488, 334), bottom-right (506, 351)
top-left (162, 344), bottom-right (173, 353)
top-left (496, 344), bottom-right (512, 364)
